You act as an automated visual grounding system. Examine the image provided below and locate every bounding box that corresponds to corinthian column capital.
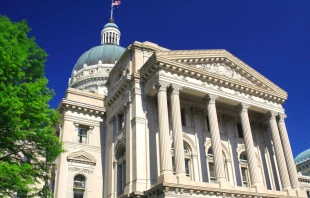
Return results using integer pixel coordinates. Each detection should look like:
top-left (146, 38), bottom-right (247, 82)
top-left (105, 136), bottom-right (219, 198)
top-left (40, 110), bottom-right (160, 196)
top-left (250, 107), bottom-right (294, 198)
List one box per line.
top-left (170, 84), bottom-right (183, 95)
top-left (278, 113), bottom-right (287, 122)
top-left (268, 111), bottom-right (278, 121)
top-left (203, 94), bottom-right (218, 104)
top-left (237, 103), bottom-right (250, 113)
top-left (155, 81), bottom-right (170, 92)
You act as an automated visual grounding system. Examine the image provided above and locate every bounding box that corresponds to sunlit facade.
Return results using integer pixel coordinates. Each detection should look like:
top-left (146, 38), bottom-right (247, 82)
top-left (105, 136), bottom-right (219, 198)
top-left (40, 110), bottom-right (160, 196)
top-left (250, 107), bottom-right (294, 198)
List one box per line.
top-left (52, 19), bottom-right (307, 198)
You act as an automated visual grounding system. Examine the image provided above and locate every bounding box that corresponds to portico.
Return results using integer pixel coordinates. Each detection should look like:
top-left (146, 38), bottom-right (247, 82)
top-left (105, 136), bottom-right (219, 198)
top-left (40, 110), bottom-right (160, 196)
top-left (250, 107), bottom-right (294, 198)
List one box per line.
top-left (137, 47), bottom-right (304, 197)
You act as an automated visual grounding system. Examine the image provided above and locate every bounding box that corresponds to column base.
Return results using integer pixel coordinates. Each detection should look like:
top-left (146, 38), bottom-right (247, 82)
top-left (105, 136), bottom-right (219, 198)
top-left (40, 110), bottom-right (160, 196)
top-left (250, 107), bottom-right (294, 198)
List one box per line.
top-left (176, 175), bottom-right (190, 185)
top-left (284, 188), bottom-right (297, 197)
top-left (157, 173), bottom-right (177, 184)
top-left (217, 180), bottom-right (231, 189)
top-left (254, 185), bottom-right (266, 194)
top-left (296, 189), bottom-right (308, 197)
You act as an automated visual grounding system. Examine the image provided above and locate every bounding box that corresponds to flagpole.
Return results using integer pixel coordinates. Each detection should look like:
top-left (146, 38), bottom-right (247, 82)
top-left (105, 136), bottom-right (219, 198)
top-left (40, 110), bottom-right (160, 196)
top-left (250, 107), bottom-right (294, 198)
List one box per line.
top-left (110, 0), bottom-right (113, 20)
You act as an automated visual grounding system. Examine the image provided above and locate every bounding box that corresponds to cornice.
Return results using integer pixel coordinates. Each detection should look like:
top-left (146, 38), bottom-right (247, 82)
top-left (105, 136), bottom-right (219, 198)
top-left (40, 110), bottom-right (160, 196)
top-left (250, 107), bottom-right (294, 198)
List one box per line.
top-left (58, 99), bottom-right (105, 116)
top-left (156, 50), bottom-right (287, 97)
top-left (66, 88), bottom-right (105, 100)
top-left (105, 74), bottom-right (132, 106)
top-left (140, 53), bottom-right (287, 104)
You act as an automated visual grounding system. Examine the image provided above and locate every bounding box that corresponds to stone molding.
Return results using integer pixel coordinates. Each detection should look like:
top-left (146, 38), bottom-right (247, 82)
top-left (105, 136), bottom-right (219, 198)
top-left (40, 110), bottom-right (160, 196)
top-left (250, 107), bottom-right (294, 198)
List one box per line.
top-left (67, 150), bottom-right (97, 165)
top-left (59, 99), bottom-right (105, 116)
top-left (105, 74), bottom-right (131, 106)
top-left (140, 51), bottom-right (287, 104)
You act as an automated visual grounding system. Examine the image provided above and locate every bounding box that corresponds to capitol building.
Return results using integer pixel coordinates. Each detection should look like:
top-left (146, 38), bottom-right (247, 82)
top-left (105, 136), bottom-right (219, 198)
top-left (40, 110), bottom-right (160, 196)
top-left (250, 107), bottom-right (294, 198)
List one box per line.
top-left (52, 18), bottom-right (308, 198)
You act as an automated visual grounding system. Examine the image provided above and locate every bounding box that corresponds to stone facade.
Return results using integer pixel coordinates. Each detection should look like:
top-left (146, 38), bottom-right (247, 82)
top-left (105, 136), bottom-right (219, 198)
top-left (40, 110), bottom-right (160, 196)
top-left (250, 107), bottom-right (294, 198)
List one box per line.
top-left (52, 25), bottom-right (307, 198)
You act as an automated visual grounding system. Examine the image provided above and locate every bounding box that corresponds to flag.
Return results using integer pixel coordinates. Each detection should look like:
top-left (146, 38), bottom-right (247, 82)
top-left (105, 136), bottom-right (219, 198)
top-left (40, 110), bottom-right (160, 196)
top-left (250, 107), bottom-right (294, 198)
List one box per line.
top-left (112, 0), bottom-right (121, 10)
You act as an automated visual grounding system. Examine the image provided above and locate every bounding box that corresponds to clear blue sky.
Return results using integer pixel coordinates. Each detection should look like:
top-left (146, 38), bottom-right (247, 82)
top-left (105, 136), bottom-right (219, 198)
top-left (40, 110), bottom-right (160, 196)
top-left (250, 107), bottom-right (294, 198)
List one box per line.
top-left (1, 0), bottom-right (309, 157)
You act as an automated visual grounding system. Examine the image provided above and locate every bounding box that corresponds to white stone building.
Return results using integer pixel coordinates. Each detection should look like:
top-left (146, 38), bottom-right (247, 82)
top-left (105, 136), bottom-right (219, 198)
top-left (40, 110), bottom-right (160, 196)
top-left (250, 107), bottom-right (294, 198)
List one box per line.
top-left (52, 19), bottom-right (307, 198)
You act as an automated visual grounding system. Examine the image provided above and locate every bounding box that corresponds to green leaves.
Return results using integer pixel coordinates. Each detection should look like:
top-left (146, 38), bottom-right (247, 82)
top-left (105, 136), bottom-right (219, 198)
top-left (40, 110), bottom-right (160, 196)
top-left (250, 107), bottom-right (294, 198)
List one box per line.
top-left (0, 15), bottom-right (63, 197)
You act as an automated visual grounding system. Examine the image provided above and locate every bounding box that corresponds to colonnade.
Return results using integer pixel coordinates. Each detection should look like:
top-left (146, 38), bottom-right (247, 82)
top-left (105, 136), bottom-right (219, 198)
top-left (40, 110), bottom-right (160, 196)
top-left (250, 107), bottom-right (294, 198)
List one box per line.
top-left (155, 81), bottom-right (299, 190)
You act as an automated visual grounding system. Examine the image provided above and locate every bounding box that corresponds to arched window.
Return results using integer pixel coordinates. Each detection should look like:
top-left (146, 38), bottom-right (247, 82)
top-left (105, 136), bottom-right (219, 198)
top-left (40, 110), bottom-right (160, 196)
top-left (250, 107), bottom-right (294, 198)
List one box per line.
top-left (73, 174), bottom-right (86, 198)
top-left (116, 145), bottom-right (126, 196)
top-left (239, 151), bottom-right (250, 187)
top-left (171, 141), bottom-right (194, 179)
top-left (206, 147), bottom-right (229, 183)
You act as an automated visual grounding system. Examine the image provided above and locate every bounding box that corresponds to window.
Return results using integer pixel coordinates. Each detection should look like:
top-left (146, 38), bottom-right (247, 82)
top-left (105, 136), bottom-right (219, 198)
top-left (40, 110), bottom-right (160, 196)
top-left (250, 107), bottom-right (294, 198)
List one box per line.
top-left (241, 167), bottom-right (249, 187)
top-left (237, 123), bottom-right (243, 138)
top-left (116, 145), bottom-right (126, 196)
top-left (209, 163), bottom-right (216, 183)
top-left (239, 151), bottom-right (250, 187)
top-left (181, 108), bottom-right (186, 126)
top-left (184, 145), bottom-right (191, 177)
top-left (78, 127), bottom-right (87, 144)
top-left (73, 175), bottom-right (86, 198)
top-left (206, 147), bottom-right (229, 183)
top-left (171, 142), bottom-right (193, 179)
top-left (118, 113), bottom-right (124, 131)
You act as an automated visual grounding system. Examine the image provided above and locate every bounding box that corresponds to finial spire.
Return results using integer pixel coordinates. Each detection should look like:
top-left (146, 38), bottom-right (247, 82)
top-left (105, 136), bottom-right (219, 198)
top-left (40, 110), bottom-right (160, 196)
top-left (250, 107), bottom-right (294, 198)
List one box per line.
top-left (109, 18), bottom-right (114, 23)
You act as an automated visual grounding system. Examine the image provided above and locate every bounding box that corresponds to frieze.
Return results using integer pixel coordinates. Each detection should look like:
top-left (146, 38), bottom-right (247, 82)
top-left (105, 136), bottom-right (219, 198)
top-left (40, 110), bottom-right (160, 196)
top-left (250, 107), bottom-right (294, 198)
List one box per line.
top-left (68, 167), bottom-right (94, 174)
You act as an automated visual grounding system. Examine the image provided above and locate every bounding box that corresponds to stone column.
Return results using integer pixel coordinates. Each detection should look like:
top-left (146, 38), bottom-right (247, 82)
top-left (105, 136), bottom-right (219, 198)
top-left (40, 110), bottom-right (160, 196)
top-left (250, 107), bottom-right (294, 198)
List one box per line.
top-left (204, 94), bottom-right (226, 182)
top-left (268, 111), bottom-right (291, 190)
top-left (238, 103), bottom-right (262, 187)
top-left (170, 84), bottom-right (186, 176)
top-left (156, 81), bottom-right (172, 174)
top-left (278, 113), bottom-right (300, 189)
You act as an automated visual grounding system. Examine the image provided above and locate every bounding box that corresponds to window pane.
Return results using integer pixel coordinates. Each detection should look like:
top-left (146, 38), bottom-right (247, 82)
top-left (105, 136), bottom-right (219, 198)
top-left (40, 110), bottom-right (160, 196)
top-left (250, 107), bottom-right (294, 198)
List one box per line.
top-left (185, 159), bottom-right (190, 176)
top-left (241, 167), bottom-right (248, 187)
top-left (209, 163), bottom-right (215, 178)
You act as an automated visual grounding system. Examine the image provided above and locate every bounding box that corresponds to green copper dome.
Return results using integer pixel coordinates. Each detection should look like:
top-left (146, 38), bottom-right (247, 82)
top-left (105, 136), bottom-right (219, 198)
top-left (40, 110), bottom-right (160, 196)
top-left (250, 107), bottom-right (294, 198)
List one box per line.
top-left (295, 148), bottom-right (310, 163)
top-left (104, 22), bottom-right (119, 29)
top-left (73, 44), bottom-right (125, 72)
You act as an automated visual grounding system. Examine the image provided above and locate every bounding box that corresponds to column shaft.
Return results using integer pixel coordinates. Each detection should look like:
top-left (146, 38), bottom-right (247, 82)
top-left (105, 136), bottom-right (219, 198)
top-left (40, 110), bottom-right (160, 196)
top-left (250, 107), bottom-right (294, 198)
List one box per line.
top-left (268, 111), bottom-right (291, 190)
top-left (156, 82), bottom-right (172, 174)
top-left (205, 94), bottom-right (226, 182)
top-left (170, 85), bottom-right (186, 176)
top-left (238, 103), bottom-right (261, 187)
top-left (278, 114), bottom-right (300, 189)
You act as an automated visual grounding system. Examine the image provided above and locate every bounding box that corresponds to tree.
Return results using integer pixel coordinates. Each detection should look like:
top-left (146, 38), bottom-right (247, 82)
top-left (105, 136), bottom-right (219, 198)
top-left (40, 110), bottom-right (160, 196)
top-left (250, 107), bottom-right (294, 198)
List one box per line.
top-left (0, 15), bottom-right (63, 197)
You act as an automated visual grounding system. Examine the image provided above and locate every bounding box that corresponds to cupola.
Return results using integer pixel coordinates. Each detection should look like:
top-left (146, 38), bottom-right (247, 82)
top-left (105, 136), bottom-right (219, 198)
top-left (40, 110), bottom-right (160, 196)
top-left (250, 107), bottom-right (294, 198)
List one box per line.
top-left (101, 18), bottom-right (121, 45)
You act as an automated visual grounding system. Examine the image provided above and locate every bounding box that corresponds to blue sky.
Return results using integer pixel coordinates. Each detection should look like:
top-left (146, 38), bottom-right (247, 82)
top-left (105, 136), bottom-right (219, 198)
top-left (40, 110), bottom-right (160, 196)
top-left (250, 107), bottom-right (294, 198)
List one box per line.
top-left (1, 0), bottom-right (309, 157)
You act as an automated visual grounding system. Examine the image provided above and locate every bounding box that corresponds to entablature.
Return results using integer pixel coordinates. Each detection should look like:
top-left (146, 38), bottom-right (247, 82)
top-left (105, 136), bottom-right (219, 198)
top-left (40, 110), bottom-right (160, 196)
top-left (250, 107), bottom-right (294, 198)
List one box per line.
top-left (59, 99), bottom-right (105, 116)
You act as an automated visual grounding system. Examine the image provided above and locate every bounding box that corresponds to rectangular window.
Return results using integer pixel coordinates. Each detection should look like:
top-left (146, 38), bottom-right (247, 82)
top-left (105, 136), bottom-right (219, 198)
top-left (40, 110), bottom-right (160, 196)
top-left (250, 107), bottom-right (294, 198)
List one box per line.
top-left (209, 163), bottom-right (216, 183)
top-left (181, 108), bottom-right (186, 126)
top-left (78, 127), bottom-right (87, 144)
top-left (241, 167), bottom-right (249, 187)
top-left (118, 114), bottom-right (124, 131)
top-left (237, 123), bottom-right (243, 138)
top-left (185, 159), bottom-right (190, 176)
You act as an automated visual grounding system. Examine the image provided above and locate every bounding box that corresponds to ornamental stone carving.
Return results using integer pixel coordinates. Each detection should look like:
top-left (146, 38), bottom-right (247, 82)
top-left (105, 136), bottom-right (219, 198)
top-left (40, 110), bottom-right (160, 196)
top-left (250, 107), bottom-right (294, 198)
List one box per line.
top-left (194, 63), bottom-right (255, 85)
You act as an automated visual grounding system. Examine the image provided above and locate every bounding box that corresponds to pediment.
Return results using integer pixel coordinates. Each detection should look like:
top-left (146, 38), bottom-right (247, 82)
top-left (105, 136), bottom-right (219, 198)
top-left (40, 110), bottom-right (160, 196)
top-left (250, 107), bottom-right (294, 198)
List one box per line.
top-left (150, 50), bottom-right (287, 102)
top-left (67, 150), bottom-right (96, 165)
